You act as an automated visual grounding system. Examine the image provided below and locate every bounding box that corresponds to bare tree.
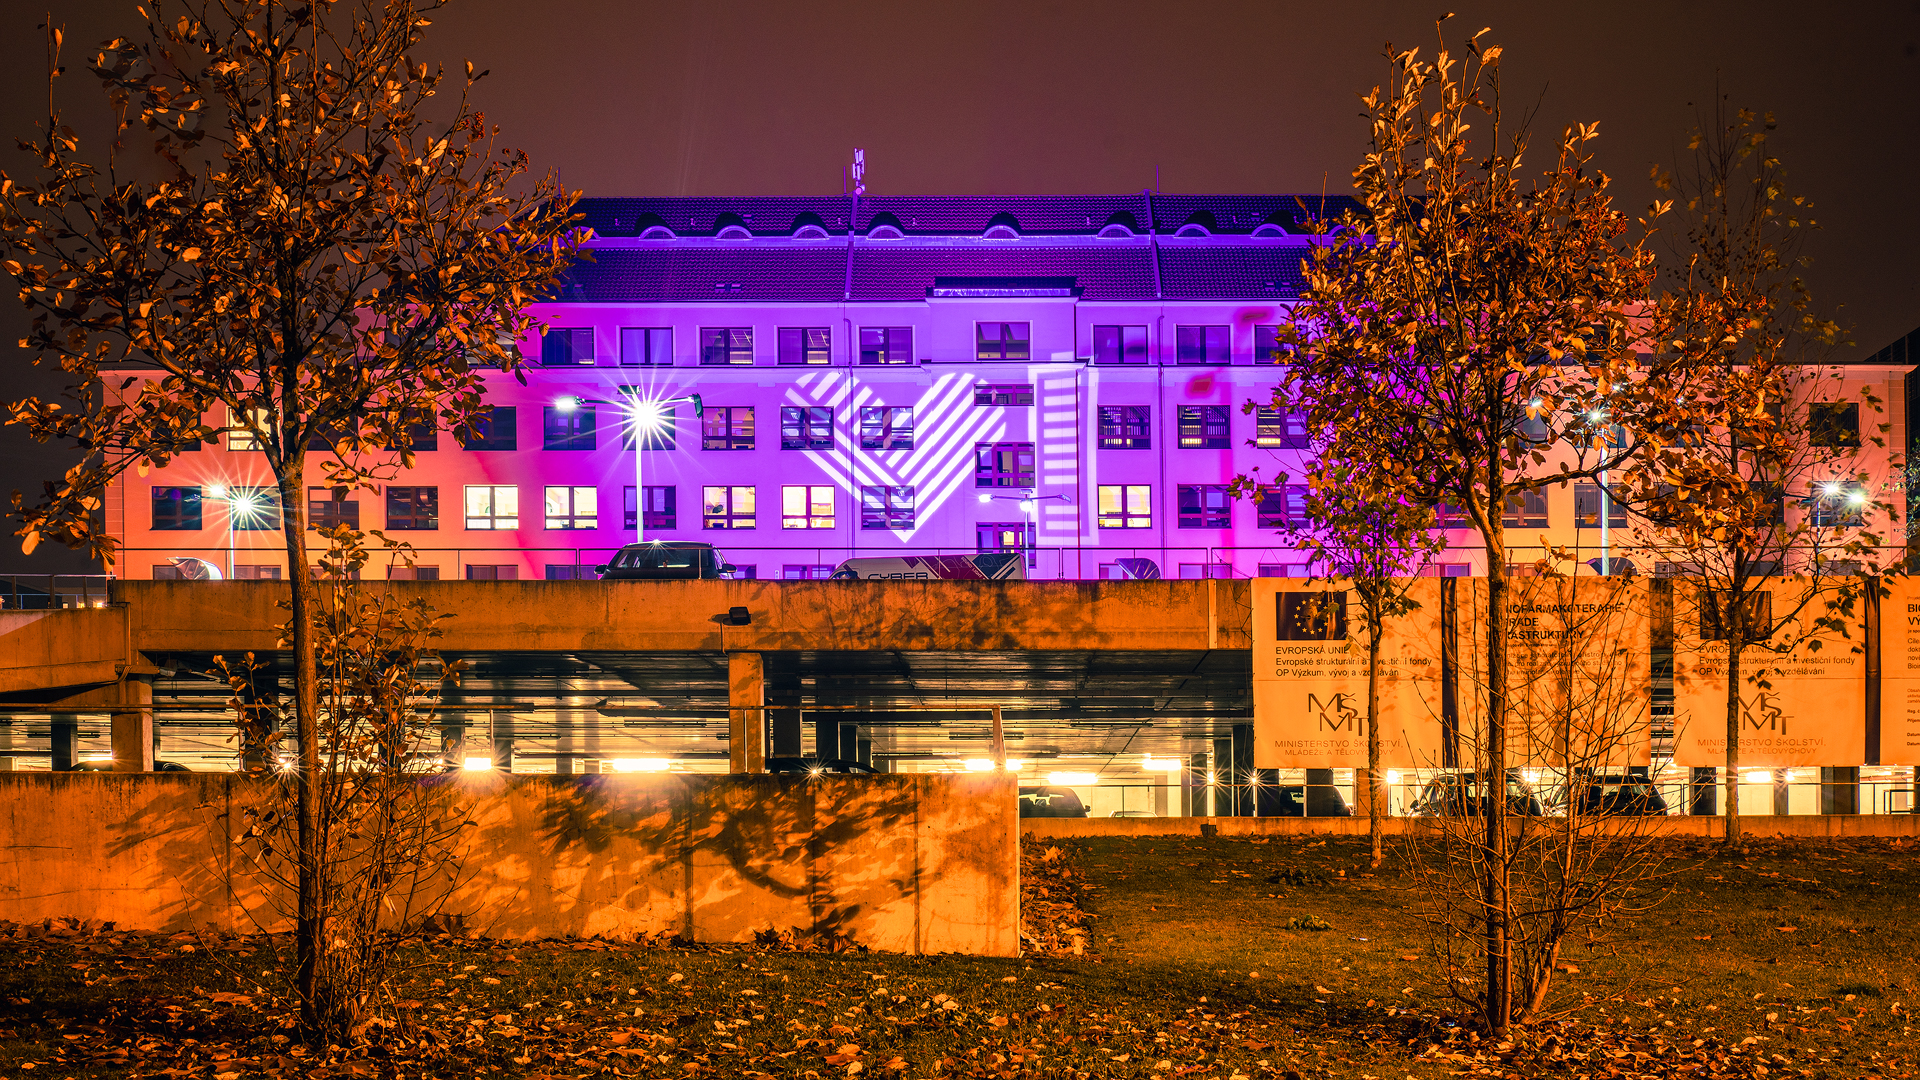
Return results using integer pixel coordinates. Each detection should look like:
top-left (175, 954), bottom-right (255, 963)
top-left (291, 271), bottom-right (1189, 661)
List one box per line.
top-left (0, 0), bottom-right (582, 1033)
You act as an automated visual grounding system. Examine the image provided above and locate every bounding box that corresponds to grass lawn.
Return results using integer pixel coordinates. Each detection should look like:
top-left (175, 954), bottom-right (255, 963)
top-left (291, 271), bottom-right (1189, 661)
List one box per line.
top-left (2, 835), bottom-right (1918, 1079)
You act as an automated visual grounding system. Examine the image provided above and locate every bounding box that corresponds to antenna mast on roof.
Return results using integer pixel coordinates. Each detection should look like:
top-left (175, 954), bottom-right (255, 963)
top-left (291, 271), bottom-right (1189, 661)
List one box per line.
top-left (851, 148), bottom-right (866, 196)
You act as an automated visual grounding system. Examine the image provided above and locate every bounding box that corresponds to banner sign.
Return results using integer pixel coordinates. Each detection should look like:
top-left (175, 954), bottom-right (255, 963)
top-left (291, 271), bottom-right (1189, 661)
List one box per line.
top-left (1252, 578), bottom-right (1449, 770)
top-left (1671, 579), bottom-right (1866, 767)
top-left (1875, 578), bottom-right (1920, 765)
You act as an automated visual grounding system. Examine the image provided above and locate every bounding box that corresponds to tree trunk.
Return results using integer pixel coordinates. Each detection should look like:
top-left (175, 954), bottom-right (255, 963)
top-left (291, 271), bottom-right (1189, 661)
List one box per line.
top-left (278, 462), bottom-right (324, 1032)
top-left (1482, 483), bottom-right (1512, 1034)
top-left (1723, 635), bottom-right (1743, 846)
top-left (1366, 617), bottom-right (1384, 869)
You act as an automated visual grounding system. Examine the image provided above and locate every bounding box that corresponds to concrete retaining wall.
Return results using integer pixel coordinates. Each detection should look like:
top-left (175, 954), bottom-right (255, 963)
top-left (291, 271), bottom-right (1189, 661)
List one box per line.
top-left (1022, 814), bottom-right (1920, 839)
top-left (0, 772), bottom-right (1019, 956)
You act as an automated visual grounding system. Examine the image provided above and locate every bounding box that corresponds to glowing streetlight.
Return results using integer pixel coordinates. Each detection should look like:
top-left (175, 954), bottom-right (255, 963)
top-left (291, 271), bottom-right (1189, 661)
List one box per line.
top-left (551, 391), bottom-right (701, 540)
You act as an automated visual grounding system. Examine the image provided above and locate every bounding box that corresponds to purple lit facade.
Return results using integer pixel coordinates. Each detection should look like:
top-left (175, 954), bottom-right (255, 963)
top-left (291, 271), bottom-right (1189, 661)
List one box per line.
top-left (104, 192), bottom-right (1908, 581)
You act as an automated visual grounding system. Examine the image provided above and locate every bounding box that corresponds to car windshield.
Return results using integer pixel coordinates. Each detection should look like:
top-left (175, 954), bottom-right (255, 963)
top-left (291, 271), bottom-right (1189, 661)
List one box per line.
top-left (616, 545), bottom-right (701, 570)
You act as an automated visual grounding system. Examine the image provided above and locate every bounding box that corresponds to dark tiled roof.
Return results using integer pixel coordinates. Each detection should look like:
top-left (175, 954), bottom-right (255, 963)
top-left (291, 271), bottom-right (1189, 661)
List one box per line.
top-left (852, 194), bottom-right (1151, 236)
top-left (576, 197), bottom-right (853, 237)
top-left (850, 245), bottom-right (1155, 301)
top-left (559, 248), bottom-right (847, 302)
top-left (1157, 245), bottom-right (1309, 300)
top-left (1148, 194), bottom-right (1362, 234)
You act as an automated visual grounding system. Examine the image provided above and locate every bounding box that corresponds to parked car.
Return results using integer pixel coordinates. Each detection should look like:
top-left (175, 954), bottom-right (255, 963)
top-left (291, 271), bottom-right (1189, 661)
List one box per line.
top-left (830, 554), bottom-right (1025, 581)
top-left (1408, 771), bottom-right (1546, 817)
top-left (1264, 784), bottom-right (1353, 817)
top-left (61, 760), bottom-right (192, 772)
top-left (766, 757), bottom-right (879, 776)
top-left (1018, 786), bottom-right (1089, 818)
top-left (596, 541), bottom-right (736, 581)
top-left (1571, 774), bottom-right (1669, 816)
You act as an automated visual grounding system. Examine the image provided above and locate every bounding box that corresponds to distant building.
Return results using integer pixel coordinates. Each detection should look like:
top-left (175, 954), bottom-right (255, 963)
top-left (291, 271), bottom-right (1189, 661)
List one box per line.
top-left (102, 192), bottom-right (1908, 582)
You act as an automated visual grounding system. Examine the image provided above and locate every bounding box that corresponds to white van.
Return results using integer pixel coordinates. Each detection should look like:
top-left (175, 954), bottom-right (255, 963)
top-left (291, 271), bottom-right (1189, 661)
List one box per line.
top-left (828, 554), bottom-right (1026, 581)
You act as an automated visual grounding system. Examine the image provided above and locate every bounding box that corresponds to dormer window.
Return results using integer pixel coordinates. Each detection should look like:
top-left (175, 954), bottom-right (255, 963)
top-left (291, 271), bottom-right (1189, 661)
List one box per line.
top-left (716, 225), bottom-right (753, 239)
top-left (1252, 223), bottom-right (1287, 237)
top-left (983, 212), bottom-right (1020, 239)
top-left (868, 224), bottom-right (904, 239)
top-left (639, 225), bottom-right (677, 239)
top-left (1175, 224), bottom-right (1210, 237)
top-left (793, 225), bottom-right (829, 239)
top-left (1097, 223), bottom-right (1134, 238)
top-left (984, 225), bottom-right (1018, 238)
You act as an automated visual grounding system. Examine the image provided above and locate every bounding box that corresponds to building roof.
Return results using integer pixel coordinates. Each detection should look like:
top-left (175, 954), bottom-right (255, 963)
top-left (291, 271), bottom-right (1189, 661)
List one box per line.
top-left (553, 193), bottom-right (1356, 303)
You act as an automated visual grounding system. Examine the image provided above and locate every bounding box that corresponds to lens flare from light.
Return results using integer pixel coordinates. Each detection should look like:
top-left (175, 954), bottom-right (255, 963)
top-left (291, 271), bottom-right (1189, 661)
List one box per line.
top-left (553, 395), bottom-right (580, 412)
top-left (462, 756), bottom-right (494, 771)
top-left (1047, 771), bottom-right (1099, 787)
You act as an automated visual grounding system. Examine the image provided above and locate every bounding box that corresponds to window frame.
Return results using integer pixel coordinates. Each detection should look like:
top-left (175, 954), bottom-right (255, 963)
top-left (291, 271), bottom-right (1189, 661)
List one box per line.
top-left (780, 406), bottom-right (833, 450)
top-left (1177, 484), bottom-right (1232, 529)
top-left (619, 326), bottom-right (672, 367)
top-left (1096, 484), bottom-right (1151, 529)
top-left (1256, 484), bottom-right (1308, 530)
top-left (1174, 324), bottom-right (1230, 365)
top-left (702, 485), bottom-right (757, 530)
top-left (541, 405), bottom-right (597, 451)
top-left (974, 321), bottom-right (1031, 361)
top-left (151, 486), bottom-right (203, 531)
top-left (858, 326), bottom-right (913, 366)
top-left (974, 441), bottom-right (1036, 488)
top-left (699, 327), bottom-right (755, 366)
top-left (702, 406), bottom-right (755, 451)
top-left (1808, 402), bottom-right (1862, 448)
top-left (860, 485), bottom-right (915, 530)
top-left (1252, 325), bottom-right (1287, 364)
top-left (777, 327), bottom-right (831, 366)
top-left (1572, 483), bottom-right (1627, 530)
top-left (1501, 488), bottom-right (1550, 529)
top-left (973, 383), bottom-right (1035, 406)
top-left (623, 485), bottom-right (677, 530)
top-left (227, 486), bottom-right (283, 531)
top-left (1177, 405), bottom-right (1230, 449)
top-left (859, 406), bottom-right (914, 450)
top-left (1092, 324), bottom-right (1148, 365)
top-left (385, 485), bottom-right (439, 531)
top-left (780, 485), bottom-right (835, 529)
top-left (459, 406), bottom-right (518, 451)
top-left (1255, 405), bottom-right (1310, 449)
top-left (307, 486), bottom-right (361, 531)
top-left (975, 520), bottom-right (1036, 566)
top-left (464, 484), bottom-right (519, 530)
top-left (544, 485), bottom-right (598, 530)
top-left (540, 327), bottom-right (596, 367)
top-left (1097, 405), bottom-right (1151, 450)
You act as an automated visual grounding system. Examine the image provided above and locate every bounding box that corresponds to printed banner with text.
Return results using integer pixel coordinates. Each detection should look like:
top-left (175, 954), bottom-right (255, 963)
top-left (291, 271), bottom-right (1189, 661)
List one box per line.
top-left (1874, 578), bottom-right (1920, 765)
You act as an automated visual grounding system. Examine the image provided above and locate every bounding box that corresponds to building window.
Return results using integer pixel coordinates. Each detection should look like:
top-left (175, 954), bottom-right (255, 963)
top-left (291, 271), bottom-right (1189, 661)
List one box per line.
top-left (859, 326), bottom-right (912, 365)
top-left (1257, 484), bottom-right (1308, 529)
top-left (623, 402), bottom-right (676, 451)
top-left (976, 521), bottom-right (1035, 564)
top-left (1253, 325), bottom-right (1289, 364)
top-left (308, 487), bottom-right (360, 530)
top-left (1257, 564), bottom-right (1309, 578)
top-left (1092, 324), bottom-right (1148, 365)
top-left (152, 486), bottom-right (202, 530)
top-left (234, 564), bottom-right (283, 580)
top-left (541, 327), bottom-right (595, 366)
top-left (1809, 402), bottom-right (1861, 448)
top-left (382, 413), bottom-right (437, 452)
top-left (1179, 563), bottom-right (1235, 579)
top-left (465, 564), bottom-right (519, 581)
top-left (782, 564), bottom-right (836, 580)
top-left (306, 418), bottom-right (358, 451)
top-left (545, 486), bottom-right (597, 530)
top-left (1175, 325), bottom-right (1230, 365)
top-left (386, 486), bottom-right (439, 531)
top-left (1096, 485), bottom-right (1151, 529)
top-left (859, 406), bottom-right (913, 450)
top-left (1573, 483), bottom-right (1626, 529)
top-left (620, 327), bottom-right (672, 366)
top-left (975, 322), bottom-right (1031, 361)
top-left (459, 406), bottom-right (517, 451)
top-left (464, 485), bottom-right (518, 530)
top-left (1177, 485), bottom-right (1232, 528)
top-left (860, 485), bottom-right (915, 530)
top-left (973, 383), bottom-right (1034, 406)
top-left (975, 442), bottom-right (1036, 488)
top-left (1255, 406), bottom-right (1310, 448)
top-left (542, 405), bottom-right (596, 450)
top-left (1501, 488), bottom-right (1550, 528)
top-left (1098, 405), bottom-right (1151, 449)
top-left (781, 485), bottom-right (834, 529)
top-left (778, 327), bottom-right (831, 365)
top-left (625, 485), bottom-right (676, 530)
top-left (227, 486), bottom-right (282, 530)
top-left (700, 327), bottom-right (754, 365)
top-left (703, 486), bottom-right (756, 529)
top-left (1178, 406), bottom-right (1229, 449)
top-left (780, 406), bottom-right (833, 450)
top-left (1810, 480), bottom-right (1868, 527)
top-left (387, 565), bottom-right (438, 581)
top-left (227, 406), bottom-right (271, 451)
top-left (702, 407), bottom-right (755, 451)
top-left (545, 565), bottom-right (591, 580)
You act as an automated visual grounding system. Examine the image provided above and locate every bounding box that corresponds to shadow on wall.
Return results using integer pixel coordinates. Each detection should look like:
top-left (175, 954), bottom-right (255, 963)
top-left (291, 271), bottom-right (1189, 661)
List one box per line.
top-left (0, 771), bottom-right (1019, 957)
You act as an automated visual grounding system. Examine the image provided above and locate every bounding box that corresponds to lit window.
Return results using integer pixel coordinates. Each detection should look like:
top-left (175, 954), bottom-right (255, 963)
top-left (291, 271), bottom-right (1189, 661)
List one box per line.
top-left (1177, 485), bottom-right (1231, 529)
top-left (227, 406), bottom-right (271, 451)
top-left (702, 407), bottom-right (754, 451)
top-left (1178, 406), bottom-right (1229, 449)
top-left (859, 406), bottom-right (913, 450)
top-left (975, 442), bottom-right (1036, 488)
top-left (542, 405), bottom-right (596, 450)
top-left (1092, 325), bottom-right (1148, 365)
top-left (975, 322), bottom-right (1031, 361)
top-left (860, 485), bottom-right (914, 530)
top-left (780, 407), bottom-right (833, 450)
top-left (1098, 406), bottom-right (1150, 449)
top-left (699, 327), bottom-right (754, 365)
top-left (1809, 480), bottom-right (1868, 527)
top-left (1096, 485), bottom-right (1151, 529)
top-left (976, 521), bottom-right (1035, 564)
top-left (464, 485), bottom-right (518, 530)
top-left (781, 486), bottom-right (835, 529)
top-left (778, 327), bottom-right (831, 365)
top-left (544, 486), bottom-right (597, 530)
top-left (1175, 325), bottom-right (1230, 365)
top-left (703, 486), bottom-right (756, 530)
top-left (1255, 406), bottom-right (1310, 449)
top-left (859, 326), bottom-right (912, 365)
top-left (151, 486), bottom-right (203, 530)
top-left (620, 327), bottom-right (672, 366)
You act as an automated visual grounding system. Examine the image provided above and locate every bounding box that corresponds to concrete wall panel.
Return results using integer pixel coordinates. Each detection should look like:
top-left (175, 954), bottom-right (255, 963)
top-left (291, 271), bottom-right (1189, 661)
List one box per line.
top-left (0, 772), bottom-right (1017, 956)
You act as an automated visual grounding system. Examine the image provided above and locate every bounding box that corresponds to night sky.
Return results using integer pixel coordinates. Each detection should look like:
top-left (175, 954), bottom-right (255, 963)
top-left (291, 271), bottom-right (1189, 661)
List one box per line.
top-left (2, 0), bottom-right (1916, 574)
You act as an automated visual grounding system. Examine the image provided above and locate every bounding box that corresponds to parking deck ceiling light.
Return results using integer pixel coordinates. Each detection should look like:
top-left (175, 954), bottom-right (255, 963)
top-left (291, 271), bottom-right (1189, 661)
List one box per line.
top-left (1047, 771), bottom-right (1100, 787)
top-left (462, 756), bottom-right (494, 771)
top-left (1140, 755), bottom-right (1183, 772)
top-left (608, 758), bottom-right (672, 772)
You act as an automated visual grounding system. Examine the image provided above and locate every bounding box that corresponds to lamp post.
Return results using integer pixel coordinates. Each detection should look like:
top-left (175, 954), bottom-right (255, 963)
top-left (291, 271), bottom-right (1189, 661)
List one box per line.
top-left (976, 491), bottom-right (1069, 569)
top-left (554, 392), bottom-right (702, 540)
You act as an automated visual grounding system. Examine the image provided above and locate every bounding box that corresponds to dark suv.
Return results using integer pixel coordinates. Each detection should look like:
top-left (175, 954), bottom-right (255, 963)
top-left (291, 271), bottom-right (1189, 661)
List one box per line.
top-left (596, 542), bottom-right (735, 581)
top-left (1408, 771), bottom-right (1546, 817)
top-left (1018, 786), bottom-right (1090, 818)
top-left (1571, 774), bottom-right (1668, 816)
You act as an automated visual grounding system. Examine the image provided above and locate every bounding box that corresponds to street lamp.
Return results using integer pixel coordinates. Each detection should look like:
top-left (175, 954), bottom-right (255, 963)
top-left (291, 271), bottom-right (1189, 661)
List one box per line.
top-left (554, 392), bottom-right (702, 540)
top-left (977, 492), bottom-right (1069, 568)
